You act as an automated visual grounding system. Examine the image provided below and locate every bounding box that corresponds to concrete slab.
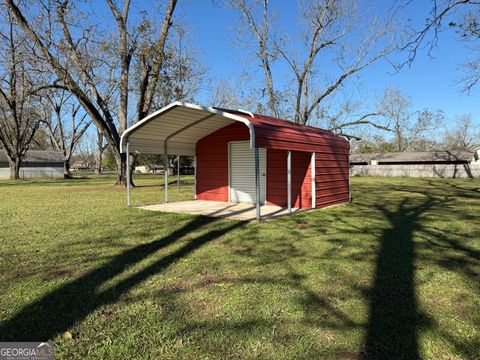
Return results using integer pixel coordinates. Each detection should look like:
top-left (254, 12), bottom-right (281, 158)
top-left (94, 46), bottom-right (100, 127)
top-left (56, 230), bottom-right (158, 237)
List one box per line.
top-left (139, 200), bottom-right (304, 221)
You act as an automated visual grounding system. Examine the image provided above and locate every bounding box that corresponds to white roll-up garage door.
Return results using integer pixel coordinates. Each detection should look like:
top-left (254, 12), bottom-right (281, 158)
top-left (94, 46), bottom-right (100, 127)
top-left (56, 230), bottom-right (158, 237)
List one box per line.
top-left (229, 141), bottom-right (266, 204)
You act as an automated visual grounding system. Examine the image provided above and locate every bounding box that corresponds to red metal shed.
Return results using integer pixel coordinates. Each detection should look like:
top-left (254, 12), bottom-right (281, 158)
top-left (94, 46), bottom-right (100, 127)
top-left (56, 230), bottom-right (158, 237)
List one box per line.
top-left (121, 102), bottom-right (350, 219)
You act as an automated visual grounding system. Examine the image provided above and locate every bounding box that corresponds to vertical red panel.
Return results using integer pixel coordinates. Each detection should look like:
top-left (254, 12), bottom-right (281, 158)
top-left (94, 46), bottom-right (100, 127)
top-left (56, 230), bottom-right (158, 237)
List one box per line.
top-left (195, 118), bottom-right (349, 209)
top-left (315, 152), bottom-right (350, 208)
top-left (266, 150), bottom-right (312, 209)
top-left (195, 123), bottom-right (250, 202)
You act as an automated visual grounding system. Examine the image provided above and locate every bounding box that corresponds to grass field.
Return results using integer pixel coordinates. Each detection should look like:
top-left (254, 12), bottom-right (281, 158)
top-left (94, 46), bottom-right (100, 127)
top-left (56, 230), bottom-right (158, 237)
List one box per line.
top-left (0, 175), bottom-right (479, 359)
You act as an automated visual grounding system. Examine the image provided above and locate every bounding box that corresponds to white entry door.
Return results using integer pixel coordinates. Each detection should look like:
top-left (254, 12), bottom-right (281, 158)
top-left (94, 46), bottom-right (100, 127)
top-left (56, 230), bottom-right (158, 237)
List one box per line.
top-left (229, 141), bottom-right (266, 204)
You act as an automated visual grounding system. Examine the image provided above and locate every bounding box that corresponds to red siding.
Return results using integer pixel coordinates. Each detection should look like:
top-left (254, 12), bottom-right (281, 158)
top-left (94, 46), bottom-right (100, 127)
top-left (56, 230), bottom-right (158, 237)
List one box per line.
top-left (196, 122), bottom-right (249, 201)
top-left (266, 150), bottom-right (312, 209)
top-left (315, 151), bottom-right (350, 208)
top-left (196, 120), bottom-right (349, 210)
top-left (238, 113), bottom-right (351, 153)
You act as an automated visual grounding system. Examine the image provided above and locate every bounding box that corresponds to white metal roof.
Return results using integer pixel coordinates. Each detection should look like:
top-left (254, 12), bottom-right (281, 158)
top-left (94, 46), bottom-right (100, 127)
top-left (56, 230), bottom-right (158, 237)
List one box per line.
top-left (121, 102), bottom-right (255, 155)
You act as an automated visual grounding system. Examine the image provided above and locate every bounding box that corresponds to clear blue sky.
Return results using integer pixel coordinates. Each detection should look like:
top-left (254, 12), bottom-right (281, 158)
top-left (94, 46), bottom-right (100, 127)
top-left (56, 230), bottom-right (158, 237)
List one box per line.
top-left (176, 0), bottom-right (478, 128)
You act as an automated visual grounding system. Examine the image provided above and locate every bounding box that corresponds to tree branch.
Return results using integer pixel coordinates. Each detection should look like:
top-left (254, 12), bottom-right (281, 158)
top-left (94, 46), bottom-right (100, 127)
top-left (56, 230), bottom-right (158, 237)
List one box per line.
top-left (328, 112), bottom-right (392, 132)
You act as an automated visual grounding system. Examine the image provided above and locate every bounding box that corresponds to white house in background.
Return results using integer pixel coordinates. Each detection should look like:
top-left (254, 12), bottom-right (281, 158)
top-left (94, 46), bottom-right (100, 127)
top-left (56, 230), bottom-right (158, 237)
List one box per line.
top-left (134, 165), bottom-right (173, 175)
top-left (0, 150), bottom-right (64, 179)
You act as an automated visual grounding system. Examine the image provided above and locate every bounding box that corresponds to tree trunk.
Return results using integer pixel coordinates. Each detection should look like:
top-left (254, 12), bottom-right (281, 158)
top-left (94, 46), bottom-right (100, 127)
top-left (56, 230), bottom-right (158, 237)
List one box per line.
top-left (64, 160), bottom-right (72, 179)
top-left (114, 152), bottom-right (124, 185)
top-left (114, 152), bottom-right (135, 186)
top-left (95, 150), bottom-right (102, 176)
top-left (95, 129), bottom-right (103, 176)
top-left (114, 150), bottom-right (134, 186)
top-left (129, 162), bottom-right (135, 186)
top-left (8, 158), bottom-right (21, 180)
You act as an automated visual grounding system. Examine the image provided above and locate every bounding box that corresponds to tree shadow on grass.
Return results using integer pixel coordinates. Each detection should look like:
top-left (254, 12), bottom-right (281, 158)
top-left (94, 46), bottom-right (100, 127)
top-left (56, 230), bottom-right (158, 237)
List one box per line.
top-left (360, 197), bottom-right (437, 359)
top-left (0, 216), bottom-right (245, 341)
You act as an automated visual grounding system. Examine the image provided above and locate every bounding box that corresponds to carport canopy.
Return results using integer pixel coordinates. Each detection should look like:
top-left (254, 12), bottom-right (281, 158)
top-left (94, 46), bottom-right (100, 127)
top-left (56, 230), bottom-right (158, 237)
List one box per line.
top-left (120, 102), bottom-right (256, 155)
top-left (121, 102), bottom-right (349, 220)
top-left (121, 102), bottom-right (264, 219)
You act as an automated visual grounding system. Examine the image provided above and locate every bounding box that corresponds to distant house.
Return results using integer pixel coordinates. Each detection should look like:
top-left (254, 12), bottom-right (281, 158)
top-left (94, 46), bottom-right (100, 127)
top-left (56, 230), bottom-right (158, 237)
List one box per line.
top-left (0, 150), bottom-right (64, 179)
top-left (350, 149), bottom-right (480, 178)
top-left (134, 165), bottom-right (194, 175)
top-left (70, 161), bottom-right (91, 171)
top-left (134, 164), bottom-right (165, 174)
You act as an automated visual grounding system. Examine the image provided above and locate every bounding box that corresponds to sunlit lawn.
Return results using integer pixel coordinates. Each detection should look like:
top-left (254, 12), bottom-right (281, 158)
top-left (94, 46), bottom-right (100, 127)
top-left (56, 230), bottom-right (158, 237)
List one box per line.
top-left (0, 175), bottom-right (478, 359)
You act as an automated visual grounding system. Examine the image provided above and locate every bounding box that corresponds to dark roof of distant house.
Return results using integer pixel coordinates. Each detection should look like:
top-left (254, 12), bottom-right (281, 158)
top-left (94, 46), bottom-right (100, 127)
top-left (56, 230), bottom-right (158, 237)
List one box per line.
top-left (0, 150), bottom-right (64, 163)
top-left (350, 150), bottom-right (475, 164)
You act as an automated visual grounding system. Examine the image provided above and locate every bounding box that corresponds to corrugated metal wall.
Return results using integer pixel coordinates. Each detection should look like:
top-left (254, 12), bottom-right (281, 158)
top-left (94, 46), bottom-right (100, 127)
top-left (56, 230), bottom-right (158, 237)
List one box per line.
top-left (196, 123), bottom-right (250, 201)
top-left (196, 122), bottom-right (350, 209)
top-left (315, 150), bottom-right (350, 208)
top-left (196, 123), bottom-right (314, 208)
top-left (266, 149), bottom-right (312, 208)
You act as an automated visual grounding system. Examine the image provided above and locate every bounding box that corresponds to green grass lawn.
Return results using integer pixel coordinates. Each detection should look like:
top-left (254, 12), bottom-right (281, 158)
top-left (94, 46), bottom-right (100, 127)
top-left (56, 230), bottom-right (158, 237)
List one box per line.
top-left (0, 175), bottom-right (479, 359)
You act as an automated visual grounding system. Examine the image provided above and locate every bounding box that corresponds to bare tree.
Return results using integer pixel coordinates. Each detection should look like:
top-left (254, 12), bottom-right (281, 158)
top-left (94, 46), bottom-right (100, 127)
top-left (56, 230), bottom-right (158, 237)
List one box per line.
top-left (44, 89), bottom-right (92, 178)
top-left (406, 109), bottom-right (444, 151)
top-left (314, 97), bottom-right (391, 138)
top-left (94, 128), bottom-right (107, 176)
top-left (207, 74), bottom-right (259, 110)
top-left (128, 22), bottom-right (204, 183)
top-left (452, 8), bottom-right (480, 90)
top-left (232, 0), bottom-right (395, 126)
top-left (5, 0), bottom-right (178, 185)
top-left (378, 88), bottom-right (444, 151)
top-left (443, 114), bottom-right (480, 150)
top-left (147, 25), bottom-right (206, 109)
top-left (378, 88), bottom-right (411, 152)
top-left (230, 0), bottom-right (279, 117)
top-left (401, 0), bottom-right (480, 91)
top-left (282, 1), bottom-right (394, 124)
top-left (0, 5), bottom-right (46, 179)
top-left (74, 131), bottom-right (96, 170)
top-left (351, 133), bottom-right (398, 154)
top-left (208, 78), bottom-right (242, 109)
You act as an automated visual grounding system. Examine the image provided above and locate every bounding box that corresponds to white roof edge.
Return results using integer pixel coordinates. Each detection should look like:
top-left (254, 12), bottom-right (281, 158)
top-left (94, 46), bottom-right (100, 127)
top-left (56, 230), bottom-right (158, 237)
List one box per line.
top-left (120, 102), bottom-right (256, 153)
top-left (237, 109), bottom-right (255, 118)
